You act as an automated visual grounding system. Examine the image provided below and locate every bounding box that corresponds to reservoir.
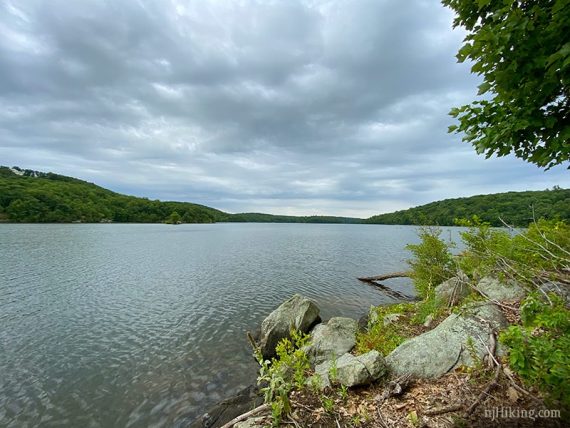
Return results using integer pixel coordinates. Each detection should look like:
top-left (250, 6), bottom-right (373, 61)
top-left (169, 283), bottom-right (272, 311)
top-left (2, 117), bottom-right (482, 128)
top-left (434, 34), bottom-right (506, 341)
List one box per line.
top-left (0, 223), bottom-right (457, 427)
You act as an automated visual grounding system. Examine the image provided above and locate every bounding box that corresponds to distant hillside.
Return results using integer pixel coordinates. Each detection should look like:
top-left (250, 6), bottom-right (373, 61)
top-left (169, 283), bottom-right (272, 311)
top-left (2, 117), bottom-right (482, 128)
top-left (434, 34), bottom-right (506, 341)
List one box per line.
top-left (0, 166), bottom-right (225, 223)
top-left (224, 212), bottom-right (362, 224)
top-left (2, 166), bottom-right (567, 226)
top-left (366, 189), bottom-right (570, 227)
top-left (0, 167), bottom-right (361, 224)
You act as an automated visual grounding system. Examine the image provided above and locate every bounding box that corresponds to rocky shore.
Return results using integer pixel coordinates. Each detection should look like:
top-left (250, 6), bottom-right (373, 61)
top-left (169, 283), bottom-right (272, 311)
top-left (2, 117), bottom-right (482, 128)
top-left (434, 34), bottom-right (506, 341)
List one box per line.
top-left (190, 276), bottom-right (565, 428)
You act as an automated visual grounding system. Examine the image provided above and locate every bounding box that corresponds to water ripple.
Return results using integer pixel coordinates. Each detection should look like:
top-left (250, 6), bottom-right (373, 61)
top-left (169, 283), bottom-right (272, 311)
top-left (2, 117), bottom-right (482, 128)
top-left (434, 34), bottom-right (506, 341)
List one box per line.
top-left (0, 223), bottom-right (464, 427)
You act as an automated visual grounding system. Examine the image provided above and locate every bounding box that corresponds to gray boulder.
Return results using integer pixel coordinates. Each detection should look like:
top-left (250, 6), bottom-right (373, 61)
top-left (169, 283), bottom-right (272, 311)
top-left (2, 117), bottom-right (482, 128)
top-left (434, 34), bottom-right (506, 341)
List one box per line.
top-left (305, 317), bottom-right (358, 364)
top-left (314, 351), bottom-right (387, 388)
top-left (258, 294), bottom-right (320, 359)
top-left (386, 303), bottom-right (507, 378)
top-left (476, 276), bottom-right (526, 301)
top-left (434, 272), bottom-right (470, 305)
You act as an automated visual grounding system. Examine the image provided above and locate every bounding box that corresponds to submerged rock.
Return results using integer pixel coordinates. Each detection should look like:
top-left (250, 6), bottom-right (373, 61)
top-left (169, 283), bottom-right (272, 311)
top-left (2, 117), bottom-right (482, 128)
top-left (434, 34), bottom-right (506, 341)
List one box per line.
top-left (304, 317), bottom-right (358, 364)
top-left (314, 351), bottom-right (387, 389)
top-left (258, 294), bottom-right (320, 359)
top-left (434, 272), bottom-right (470, 305)
top-left (386, 303), bottom-right (507, 378)
top-left (189, 385), bottom-right (263, 428)
top-left (476, 276), bottom-right (526, 301)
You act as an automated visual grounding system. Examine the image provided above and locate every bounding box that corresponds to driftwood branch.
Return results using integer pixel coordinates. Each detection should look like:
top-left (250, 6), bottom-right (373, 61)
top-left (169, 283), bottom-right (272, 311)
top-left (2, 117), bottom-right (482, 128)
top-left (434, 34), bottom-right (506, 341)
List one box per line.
top-left (358, 271), bottom-right (412, 282)
top-left (219, 403), bottom-right (270, 428)
top-left (357, 271), bottom-right (415, 300)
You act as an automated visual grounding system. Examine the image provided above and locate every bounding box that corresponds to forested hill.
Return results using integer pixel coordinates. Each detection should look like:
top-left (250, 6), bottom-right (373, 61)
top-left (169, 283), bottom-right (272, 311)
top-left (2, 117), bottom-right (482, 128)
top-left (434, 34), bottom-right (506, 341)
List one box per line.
top-left (0, 167), bottom-right (362, 224)
top-left (0, 166), bottom-right (226, 223)
top-left (2, 166), bottom-right (567, 226)
top-left (366, 188), bottom-right (570, 227)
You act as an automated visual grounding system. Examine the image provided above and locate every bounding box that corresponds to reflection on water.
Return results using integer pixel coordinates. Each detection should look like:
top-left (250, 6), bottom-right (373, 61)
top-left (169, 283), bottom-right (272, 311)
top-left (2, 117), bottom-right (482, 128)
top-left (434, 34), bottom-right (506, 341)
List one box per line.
top-left (0, 223), bottom-right (460, 427)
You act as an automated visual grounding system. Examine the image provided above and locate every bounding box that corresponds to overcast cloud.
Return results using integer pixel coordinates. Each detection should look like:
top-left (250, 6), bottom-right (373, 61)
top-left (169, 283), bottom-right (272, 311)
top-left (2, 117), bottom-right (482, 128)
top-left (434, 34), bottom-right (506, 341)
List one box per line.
top-left (0, 0), bottom-right (567, 217)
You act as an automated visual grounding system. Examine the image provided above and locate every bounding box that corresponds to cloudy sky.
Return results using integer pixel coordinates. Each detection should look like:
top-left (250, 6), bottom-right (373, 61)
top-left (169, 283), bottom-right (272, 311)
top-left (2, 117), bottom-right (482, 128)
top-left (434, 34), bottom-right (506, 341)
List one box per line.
top-left (0, 0), bottom-right (568, 217)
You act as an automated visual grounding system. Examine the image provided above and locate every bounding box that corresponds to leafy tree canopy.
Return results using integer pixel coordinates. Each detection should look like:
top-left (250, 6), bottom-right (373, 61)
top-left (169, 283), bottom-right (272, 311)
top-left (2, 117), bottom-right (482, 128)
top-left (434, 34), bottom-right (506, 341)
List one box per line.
top-left (443, 0), bottom-right (570, 169)
top-left (366, 187), bottom-right (570, 226)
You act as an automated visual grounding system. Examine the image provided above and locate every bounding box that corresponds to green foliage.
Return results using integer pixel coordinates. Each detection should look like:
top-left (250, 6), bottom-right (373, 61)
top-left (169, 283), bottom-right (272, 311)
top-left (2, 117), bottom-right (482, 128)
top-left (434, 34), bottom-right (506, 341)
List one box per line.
top-left (366, 188), bottom-right (570, 226)
top-left (515, 219), bottom-right (570, 275)
top-left (456, 216), bottom-right (514, 278)
top-left (406, 227), bottom-right (455, 298)
top-left (321, 395), bottom-right (335, 413)
top-left (500, 293), bottom-right (570, 407)
top-left (338, 384), bottom-right (349, 401)
top-left (407, 410), bottom-right (420, 427)
top-left (411, 296), bottom-right (448, 325)
top-left (328, 356), bottom-right (338, 384)
top-left (356, 303), bottom-right (418, 355)
top-left (165, 211), bottom-right (182, 224)
top-left (456, 218), bottom-right (570, 406)
top-left (442, 0), bottom-right (570, 169)
top-left (457, 218), bottom-right (570, 286)
top-left (255, 330), bottom-right (311, 426)
top-left (0, 166), bottom-right (222, 223)
top-left (0, 166), bottom-right (364, 224)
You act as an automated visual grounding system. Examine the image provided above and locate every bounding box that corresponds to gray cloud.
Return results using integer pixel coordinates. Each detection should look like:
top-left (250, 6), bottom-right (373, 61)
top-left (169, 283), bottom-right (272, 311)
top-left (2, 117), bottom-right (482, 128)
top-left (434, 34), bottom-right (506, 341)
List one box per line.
top-left (1, 0), bottom-right (568, 217)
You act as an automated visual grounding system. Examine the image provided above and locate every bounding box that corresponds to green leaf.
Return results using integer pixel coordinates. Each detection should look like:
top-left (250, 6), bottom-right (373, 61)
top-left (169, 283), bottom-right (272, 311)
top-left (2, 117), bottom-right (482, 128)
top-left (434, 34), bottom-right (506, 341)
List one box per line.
top-left (477, 82), bottom-right (492, 95)
top-left (477, 0), bottom-right (492, 9)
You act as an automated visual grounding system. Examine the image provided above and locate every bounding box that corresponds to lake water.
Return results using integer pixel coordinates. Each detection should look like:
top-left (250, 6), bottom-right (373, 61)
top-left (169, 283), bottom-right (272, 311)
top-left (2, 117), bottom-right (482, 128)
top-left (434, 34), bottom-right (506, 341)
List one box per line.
top-left (0, 223), bottom-right (460, 427)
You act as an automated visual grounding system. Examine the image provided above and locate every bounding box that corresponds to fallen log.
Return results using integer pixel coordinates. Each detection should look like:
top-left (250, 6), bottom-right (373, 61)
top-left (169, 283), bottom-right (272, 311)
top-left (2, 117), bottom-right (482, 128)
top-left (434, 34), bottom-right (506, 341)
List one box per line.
top-left (357, 271), bottom-right (412, 283)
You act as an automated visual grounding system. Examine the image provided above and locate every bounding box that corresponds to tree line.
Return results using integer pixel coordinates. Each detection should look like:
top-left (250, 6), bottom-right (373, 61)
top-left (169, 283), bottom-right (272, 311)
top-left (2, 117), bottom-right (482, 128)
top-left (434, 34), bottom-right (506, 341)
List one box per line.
top-left (366, 188), bottom-right (569, 227)
top-left (1, 167), bottom-right (567, 226)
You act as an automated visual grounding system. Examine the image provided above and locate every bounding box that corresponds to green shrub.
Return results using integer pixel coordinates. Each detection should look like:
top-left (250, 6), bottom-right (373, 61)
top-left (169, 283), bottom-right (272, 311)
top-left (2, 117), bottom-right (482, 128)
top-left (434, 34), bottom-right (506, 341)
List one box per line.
top-left (457, 217), bottom-right (570, 287)
top-left (411, 296), bottom-right (447, 325)
top-left (356, 303), bottom-right (415, 355)
top-left (406, 226), bottom-right (454, 298)
top-left (456, 216), bottom-right (513, 279)
top-left (255, 329), bottom-right (311, 426)
top-left (500, 293), bottom-right (570, 407)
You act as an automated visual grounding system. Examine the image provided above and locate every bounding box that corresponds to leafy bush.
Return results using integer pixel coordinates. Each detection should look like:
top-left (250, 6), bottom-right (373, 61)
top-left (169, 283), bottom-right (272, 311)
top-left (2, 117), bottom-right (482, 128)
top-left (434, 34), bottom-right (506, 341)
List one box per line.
top-left (500, 293), bottom-right (570, 407)
top-left (356, 303), bottom-right (419, 355)
top-left (456, 218), bottom-right (570, 406)
top-left (411, 296), bottom-right (448, 325)
top-left (455, 216), bottom-right (514, 279)
top-left (255, 329), bottom-right (311, 426)
top-left (406, 226), bottom-right (455, 298)
top-left (457, 218), bottom-right (570, 288)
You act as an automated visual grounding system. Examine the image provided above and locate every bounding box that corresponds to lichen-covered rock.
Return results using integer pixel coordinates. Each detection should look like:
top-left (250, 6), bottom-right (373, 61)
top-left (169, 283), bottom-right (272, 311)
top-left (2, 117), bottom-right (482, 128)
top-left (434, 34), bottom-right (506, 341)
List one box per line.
top-left (313, 351), bottom-right (387, 388)
top-left (386, 303), bottom-right (507, 378)
top-left (304, 317), bottom-right (358, 364)
top-left (258, 294), bottom-right (320, 359)
top-left (434, 272), bottom-right (470, 305)
top-left (357, 350), bottom-right (387, 380)
top-left (476, 276), bottom-right (526, 301)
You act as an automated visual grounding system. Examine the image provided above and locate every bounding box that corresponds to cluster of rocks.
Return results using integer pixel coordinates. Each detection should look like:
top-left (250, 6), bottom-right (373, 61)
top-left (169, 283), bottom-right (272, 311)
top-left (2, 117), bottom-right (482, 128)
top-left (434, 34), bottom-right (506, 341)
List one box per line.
top-left (256, 294), bottom-right (385, 389)
top-left (193, 274), bottom-right (564, 427)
